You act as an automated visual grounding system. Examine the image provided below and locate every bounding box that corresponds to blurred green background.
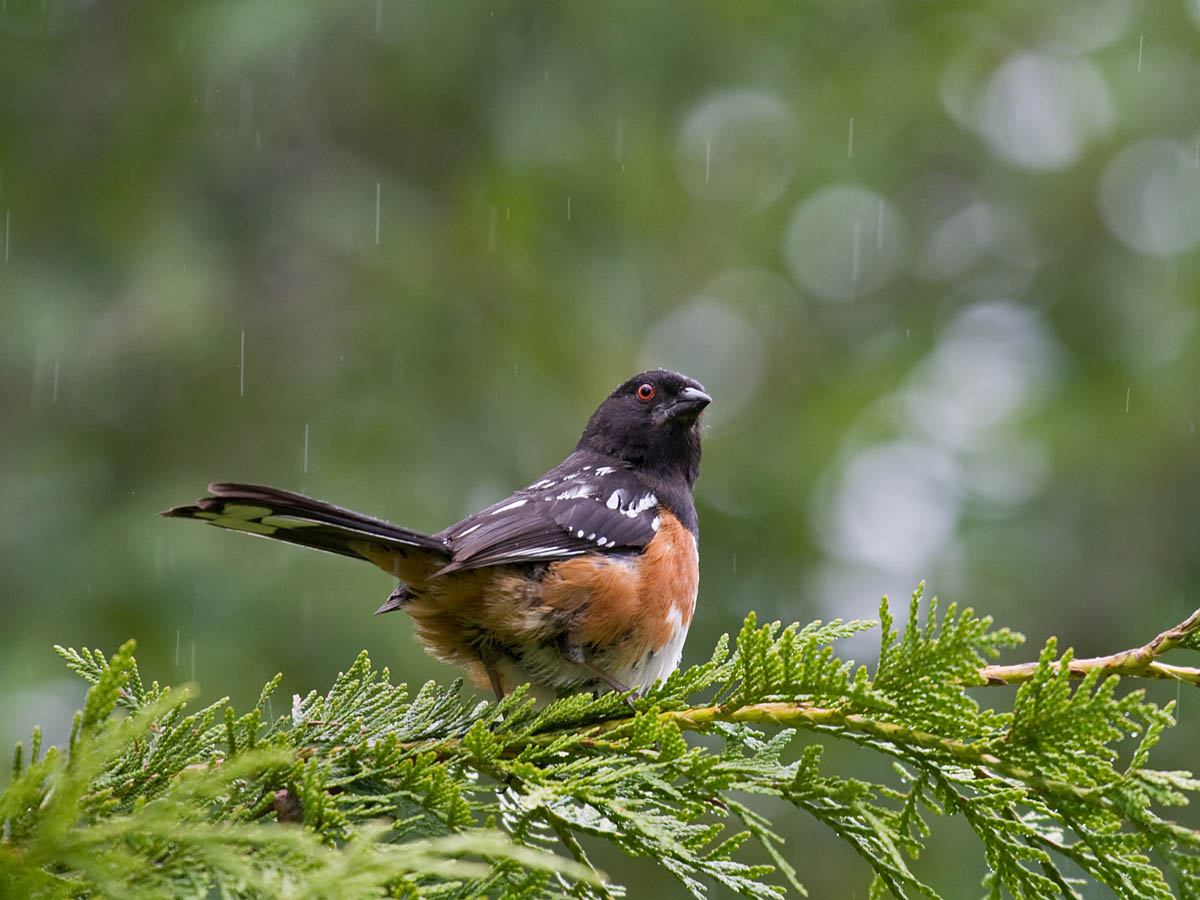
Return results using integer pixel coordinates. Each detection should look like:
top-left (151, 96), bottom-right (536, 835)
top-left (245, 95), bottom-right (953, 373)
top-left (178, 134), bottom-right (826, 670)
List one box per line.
top-left (3, 0), bottom-right (1199, 895)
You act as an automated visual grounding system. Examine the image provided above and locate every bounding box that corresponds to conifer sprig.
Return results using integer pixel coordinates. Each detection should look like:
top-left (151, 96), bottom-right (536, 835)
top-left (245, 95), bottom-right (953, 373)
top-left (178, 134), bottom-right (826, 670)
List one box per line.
top-left (3, 587), bottom-right (1199, 899)
top-left (978, 607), bottom-right (1200, 687)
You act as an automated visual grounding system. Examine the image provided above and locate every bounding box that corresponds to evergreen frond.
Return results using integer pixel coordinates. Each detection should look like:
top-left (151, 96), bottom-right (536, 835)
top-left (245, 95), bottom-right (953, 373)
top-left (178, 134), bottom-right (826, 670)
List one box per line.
top-left (5, 592), bottom-right (1199, 899)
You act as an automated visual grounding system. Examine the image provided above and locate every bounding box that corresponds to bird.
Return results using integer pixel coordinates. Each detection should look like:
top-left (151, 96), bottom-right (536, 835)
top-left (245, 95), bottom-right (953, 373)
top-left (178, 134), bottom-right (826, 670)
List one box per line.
top-left (163, 369), bottom-right (711, 703)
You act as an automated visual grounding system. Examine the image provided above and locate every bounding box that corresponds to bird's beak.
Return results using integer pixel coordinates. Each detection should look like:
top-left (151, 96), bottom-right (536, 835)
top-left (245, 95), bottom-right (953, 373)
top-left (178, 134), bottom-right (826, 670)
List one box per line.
top-left (664, 386), bottom-right (712, 423)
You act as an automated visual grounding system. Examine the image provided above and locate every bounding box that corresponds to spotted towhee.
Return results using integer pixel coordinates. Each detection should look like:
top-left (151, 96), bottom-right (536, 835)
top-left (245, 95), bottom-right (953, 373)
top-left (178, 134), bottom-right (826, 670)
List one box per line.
top-left (164, 370), bottom-right (711, 701)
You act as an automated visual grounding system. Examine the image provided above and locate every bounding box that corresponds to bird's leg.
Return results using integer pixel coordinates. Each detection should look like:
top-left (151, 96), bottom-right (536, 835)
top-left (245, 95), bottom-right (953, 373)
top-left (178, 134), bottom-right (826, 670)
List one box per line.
top-left (558, 638), bottom-right (637, 710)
top-left (485, 666), bottom-right (505, 701)
top-left (577, 659), bottom-right (632, 695)
top-left (478, 648), bottom-right (506, 701)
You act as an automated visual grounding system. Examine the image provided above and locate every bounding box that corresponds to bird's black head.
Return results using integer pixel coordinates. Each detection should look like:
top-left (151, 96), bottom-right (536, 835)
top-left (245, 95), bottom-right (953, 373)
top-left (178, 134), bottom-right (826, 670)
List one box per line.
top-left (577, 370), bottom-right (711, 485)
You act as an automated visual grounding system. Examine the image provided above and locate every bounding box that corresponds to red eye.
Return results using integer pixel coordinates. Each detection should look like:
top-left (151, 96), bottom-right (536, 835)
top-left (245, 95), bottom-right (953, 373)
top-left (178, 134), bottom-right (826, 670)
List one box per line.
top-left (636, 383), bottom-right (655, 401)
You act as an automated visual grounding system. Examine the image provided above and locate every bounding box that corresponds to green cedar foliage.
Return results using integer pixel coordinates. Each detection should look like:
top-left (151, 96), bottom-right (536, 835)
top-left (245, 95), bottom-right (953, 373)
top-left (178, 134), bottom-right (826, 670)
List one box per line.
top-left (3, 585), bottom-right (1199, 899)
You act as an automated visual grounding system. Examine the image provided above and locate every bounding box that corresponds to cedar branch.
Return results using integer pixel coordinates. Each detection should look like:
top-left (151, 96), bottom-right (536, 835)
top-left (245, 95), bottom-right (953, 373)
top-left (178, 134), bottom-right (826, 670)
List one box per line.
top-left (976, 607), bottom-right (1200, 687)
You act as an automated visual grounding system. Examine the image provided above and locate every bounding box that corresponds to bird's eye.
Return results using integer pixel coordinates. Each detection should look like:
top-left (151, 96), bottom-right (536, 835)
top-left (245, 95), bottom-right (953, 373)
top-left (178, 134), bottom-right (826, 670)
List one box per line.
top-left (636, 383), bottom-right (655, 401)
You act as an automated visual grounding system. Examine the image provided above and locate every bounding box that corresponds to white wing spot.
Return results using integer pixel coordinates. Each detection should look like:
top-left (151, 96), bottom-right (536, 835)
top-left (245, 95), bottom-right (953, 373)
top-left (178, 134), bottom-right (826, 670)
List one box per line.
top-left (633, 493), bottom-right (657, 513)
top-left (595, 466), bottom-right (615, 476)
top-left (576, 529), bottom-right (585, 538)
top-left (587, 532), bottom-right (596, 540)
top-left (556, 483), bottom-right (593, 500)
top-left (605, 538), bottom-right (616, 547)
top-left (651, 516), bottom-right (661, 531)
top-left (604, 490), bottom-right (657, 517)
top-left (491, 499), bottom-right (527, 514)
top-left (457, 522), bottom-right (482, 538)
top-left (622, 492), bottom-right (658, 518)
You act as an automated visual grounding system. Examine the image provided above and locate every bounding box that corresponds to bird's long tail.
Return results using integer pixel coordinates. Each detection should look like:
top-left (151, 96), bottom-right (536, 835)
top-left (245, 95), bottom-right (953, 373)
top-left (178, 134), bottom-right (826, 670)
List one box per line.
top-left (161, 482), bottom-right (450, 581)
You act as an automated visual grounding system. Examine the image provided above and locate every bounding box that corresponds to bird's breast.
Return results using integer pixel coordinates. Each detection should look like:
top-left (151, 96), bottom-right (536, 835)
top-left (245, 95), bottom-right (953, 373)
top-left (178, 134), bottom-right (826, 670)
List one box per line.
top-left (540, 507), bottom-right (698, 661)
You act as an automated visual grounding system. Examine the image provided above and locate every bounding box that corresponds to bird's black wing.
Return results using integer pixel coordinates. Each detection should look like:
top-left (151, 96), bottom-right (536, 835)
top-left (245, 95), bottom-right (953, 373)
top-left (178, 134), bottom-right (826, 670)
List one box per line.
top-left (435, 457), bottom-right (663, 575)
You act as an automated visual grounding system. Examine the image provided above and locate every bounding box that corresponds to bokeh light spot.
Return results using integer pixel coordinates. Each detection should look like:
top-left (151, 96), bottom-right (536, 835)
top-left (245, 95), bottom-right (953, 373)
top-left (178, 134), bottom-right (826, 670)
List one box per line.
top-left (674, 90), bottom-right (800, 209)
top-left (1097, 138), bottom-right (1200, 257)
top-left (974, 53), bottom-right (1113, 170)
top-left (901, 302), bottom-right (1059, 451)
top-left (783, 185), bottom-right (908, 301)
top-left (823, 440), bottom-right (963, 572)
